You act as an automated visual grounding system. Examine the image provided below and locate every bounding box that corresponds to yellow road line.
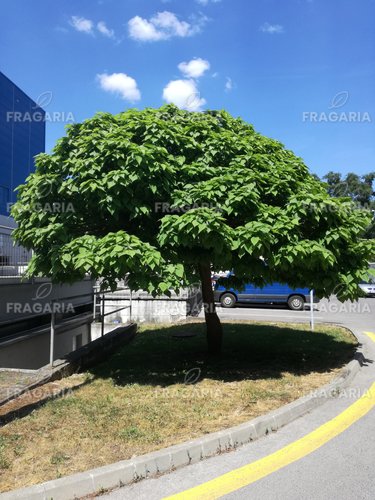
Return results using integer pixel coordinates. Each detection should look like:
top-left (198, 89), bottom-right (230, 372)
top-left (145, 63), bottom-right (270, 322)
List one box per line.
top-left (364, 331), bottom-right (375, 343)
top-left (164, 333), bottom-right (375, 500)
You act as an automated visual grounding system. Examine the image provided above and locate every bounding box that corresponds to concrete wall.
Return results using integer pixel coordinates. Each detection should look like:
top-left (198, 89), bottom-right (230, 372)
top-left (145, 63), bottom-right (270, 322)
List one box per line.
top-left (0, 278), bottom-right (201, 369)
top-left (0, 277), bottom-right (94, 323)
top-left (0, 277), bottom-right (95, 369)
top-left (102, 286), bottom-right (202, 324)
top-left (0, 316), bottom-right (91, 369)
top-left (90, 322), bottom-right (125, 341)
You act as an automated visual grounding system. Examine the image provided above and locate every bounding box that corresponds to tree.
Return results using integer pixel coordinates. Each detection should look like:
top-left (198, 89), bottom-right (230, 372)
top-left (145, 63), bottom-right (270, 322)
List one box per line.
top-left (12, 106), bottom-right (375, 354)
top-left (322, 171), bottom-right (375, 238)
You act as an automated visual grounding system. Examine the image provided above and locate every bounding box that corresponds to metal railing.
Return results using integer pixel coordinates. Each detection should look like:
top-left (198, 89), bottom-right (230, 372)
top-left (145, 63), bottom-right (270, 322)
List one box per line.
top-left (49, 287), bottom-right (132, 366)
top-left (93, 287), bottom-right (133, 337)
top-left (0, 230), bottom-right (32, 277)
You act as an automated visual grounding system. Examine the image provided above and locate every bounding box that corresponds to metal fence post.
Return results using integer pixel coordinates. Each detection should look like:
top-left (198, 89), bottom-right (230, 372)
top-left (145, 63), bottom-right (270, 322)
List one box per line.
top-left (93, 286), bottom-right (97, 320)
top-left (50, 301), bottom-right (55, 366)
top-left (310, 289), bottom-right (315, 331)
top-left (101, 293), bottom-right (105, 337)
top-left (129, 289), bottom-right (132, 323)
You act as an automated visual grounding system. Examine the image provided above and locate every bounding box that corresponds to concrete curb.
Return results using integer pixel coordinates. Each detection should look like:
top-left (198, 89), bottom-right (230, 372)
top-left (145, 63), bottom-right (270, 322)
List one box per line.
top-left (0, 329), bottom-right (364, 500)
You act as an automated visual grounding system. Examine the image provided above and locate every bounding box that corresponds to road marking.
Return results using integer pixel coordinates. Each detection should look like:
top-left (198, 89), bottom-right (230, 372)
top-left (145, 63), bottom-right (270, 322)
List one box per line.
top-left (364, 331), bottom-right (375, 343)
top-left (164, 338), bottom-right (375, 500)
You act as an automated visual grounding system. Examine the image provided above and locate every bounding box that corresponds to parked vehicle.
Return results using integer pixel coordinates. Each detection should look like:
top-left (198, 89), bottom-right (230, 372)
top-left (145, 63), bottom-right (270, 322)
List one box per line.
top-left (359, 282), bottom-right (375, 297)
top-left (359, 264), bottom-right (375, 297)
top-left (213, 281), bottom-right (318, 310)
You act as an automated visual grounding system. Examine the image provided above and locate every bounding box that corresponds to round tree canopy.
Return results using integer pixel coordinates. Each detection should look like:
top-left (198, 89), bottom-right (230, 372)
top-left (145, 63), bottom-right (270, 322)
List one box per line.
top-left (12, 105), bottom-right (374, 299)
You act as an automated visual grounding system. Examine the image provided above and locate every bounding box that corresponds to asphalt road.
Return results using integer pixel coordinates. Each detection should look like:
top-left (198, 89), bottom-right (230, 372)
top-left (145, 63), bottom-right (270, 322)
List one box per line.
top-left (212, 296), bottom-right (374, 333)
top-left (102, 297), bottom-right (375, 500)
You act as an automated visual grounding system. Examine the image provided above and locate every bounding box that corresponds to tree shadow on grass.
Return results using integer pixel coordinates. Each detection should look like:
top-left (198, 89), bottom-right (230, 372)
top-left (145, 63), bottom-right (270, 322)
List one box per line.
top-left (89, 322), bottom-right (358, 387)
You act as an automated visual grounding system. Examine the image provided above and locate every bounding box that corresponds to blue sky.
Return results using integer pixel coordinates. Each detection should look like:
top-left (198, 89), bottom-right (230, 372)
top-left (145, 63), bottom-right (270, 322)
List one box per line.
top-left (1, 0), bottom-right (374, 177)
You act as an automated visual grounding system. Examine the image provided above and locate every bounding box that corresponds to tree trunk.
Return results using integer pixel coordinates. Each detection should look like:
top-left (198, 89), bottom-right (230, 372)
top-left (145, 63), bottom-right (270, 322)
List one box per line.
top-left (198, 263), bottom-right (223, 355)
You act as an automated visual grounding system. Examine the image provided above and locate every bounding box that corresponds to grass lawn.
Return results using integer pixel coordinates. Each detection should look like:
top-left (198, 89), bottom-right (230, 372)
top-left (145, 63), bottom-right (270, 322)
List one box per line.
top-left (0, 321), bottom-right (356, 492)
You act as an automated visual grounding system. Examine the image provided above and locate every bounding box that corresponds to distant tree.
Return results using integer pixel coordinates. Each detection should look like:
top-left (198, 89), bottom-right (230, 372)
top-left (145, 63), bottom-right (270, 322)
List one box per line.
top-left (322, 171), bottom-right (375, 238)
top-left (323, 171), bottom-right (348, 197)
top-left (12, 106), bottom-right (375, 354)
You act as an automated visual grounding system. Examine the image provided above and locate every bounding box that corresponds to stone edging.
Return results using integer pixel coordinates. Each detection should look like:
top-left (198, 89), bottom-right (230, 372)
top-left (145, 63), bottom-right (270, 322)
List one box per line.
top-left (0, 329), bottom-right (364, 500)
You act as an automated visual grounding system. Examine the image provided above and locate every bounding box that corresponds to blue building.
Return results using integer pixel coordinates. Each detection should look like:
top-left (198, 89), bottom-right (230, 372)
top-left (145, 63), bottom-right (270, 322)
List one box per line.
top-left (0, 71), bottom-right (45, 215)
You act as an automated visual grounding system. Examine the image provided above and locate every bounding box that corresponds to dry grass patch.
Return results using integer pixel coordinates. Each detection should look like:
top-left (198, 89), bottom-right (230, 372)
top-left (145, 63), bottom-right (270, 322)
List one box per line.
top-left (0, 321), bottom-right (356, 492)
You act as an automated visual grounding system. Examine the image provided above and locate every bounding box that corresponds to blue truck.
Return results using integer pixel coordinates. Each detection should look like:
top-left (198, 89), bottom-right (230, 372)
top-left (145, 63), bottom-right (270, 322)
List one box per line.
top-left (213, 281), bottom-right (318, 310)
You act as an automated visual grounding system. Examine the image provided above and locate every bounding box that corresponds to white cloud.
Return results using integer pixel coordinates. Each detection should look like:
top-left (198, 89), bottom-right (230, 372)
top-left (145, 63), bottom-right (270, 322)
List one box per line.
top-left (97, 21), bottom-right (114, 38)
top-left (196, 0), bottom-right (221, 4)
top-left (70, 16), bottom-right (94, 34)
top-left (178, 58), bottom-right (210, 79)
top-left (128, 16), bottom-right (165, 41)
top-left (97, 73), bottom-right (141, 102)
top-left (225, 77), bottom-right (233, 92)
top-left (128, 11), bottom-right (206, 41)
top-left (153, 11), bottom-right (191, 36)
top-left (70, 16), bottom-right (115, 38)
top-left (162, 79), bottom-right (206, 111)
top-left (260, 22), bottom-right (284, 34)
